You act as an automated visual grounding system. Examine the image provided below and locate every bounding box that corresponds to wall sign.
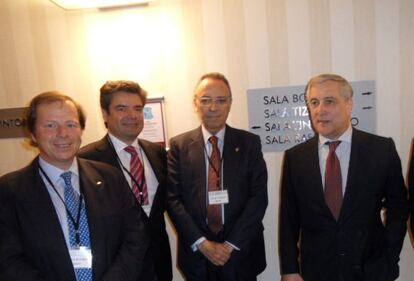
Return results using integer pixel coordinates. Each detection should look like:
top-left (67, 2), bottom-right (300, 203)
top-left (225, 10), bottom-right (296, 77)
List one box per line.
top-left (0, 107), bottom-right (29, 138)
top-left (247, 81), bottom-right (376, 152)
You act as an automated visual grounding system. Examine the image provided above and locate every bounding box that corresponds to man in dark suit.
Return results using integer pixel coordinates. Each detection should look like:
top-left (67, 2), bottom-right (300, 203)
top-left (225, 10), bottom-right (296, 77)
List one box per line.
top-left (408, 138), bottom-right (414, 235)
top-left (0, 92), bottom-right (148, 281)
top-left (167, 72), bottom-right (268, 281)
top-left (78, 80), bottom-right (172, 281)
top-left (279, 74), bottom-right (408, 281)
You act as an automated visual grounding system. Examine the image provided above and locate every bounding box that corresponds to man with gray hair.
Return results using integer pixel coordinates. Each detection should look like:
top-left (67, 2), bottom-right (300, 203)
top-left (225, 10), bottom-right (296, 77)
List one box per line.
top-left (279, 74), bottom-right (408, 281)
top-left (167, 72), bottom-right (268, 281)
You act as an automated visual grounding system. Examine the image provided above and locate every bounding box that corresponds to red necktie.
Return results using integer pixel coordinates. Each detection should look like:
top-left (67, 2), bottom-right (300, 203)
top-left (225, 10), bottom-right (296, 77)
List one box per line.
top-left (324, 141), bottom-right (342, 220)
top-left (207, 136), bottom-right (222, 234)
top-left (124, 146), bottom-right (149, 205)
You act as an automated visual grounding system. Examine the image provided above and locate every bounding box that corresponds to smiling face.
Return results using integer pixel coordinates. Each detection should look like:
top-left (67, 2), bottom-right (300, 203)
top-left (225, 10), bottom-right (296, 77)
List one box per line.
top-left (102, 91), bottom-right (144, 145)
top-left (194, 78), bottom-right (232, 135)
top-left (307, 80), bottom-right (353, 140)
top-left (31, 100), bottom-right (82, 170)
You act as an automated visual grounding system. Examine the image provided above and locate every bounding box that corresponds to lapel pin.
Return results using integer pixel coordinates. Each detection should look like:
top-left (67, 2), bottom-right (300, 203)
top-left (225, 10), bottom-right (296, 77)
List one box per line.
top-left (235, 147), bottom-right (239, 152)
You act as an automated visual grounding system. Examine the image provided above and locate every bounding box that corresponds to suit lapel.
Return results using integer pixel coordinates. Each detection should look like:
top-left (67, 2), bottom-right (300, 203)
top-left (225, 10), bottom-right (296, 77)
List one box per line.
top-left (222, 126), bottom-right (241, 202)
top-left (302, 136), bottom-right (334, 218)
top-left (139, 140), bottom-right (164, 181)
top-left (188, 128), bottom-right (207, 219)
top-left (24, 159), bottom-right (75, 274)
top-left (95, 135), bottom-right (121, 169)
top-left (139, 139), bottom-right (165, 218)
top-left (339, 130), bottom-right (363, 221)
top-left (77, 159), bottom-right (105, 261)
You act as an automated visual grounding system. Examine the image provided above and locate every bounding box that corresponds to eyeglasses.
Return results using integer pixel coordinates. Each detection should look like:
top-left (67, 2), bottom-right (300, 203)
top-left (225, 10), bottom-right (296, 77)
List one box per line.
top-left (196, 96), bottom-right (231, 106)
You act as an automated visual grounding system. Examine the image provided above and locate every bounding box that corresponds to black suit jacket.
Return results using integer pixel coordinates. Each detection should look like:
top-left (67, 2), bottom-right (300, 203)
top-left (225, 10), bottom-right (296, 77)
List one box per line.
top-left (279, 129), bottom-right (408, 281)
top-left (0, 157), bottom-right (149, 281)
top-left (78, 136), bottom-right (172, 281)
top-left (408, 138), bottom-right (414, 235)
top-left (167, 125), bottom-right (268, 281)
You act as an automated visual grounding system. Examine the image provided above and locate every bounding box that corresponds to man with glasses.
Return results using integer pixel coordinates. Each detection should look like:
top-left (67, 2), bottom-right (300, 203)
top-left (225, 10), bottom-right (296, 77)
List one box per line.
top-left (167, 72), bottom-right (268, 281)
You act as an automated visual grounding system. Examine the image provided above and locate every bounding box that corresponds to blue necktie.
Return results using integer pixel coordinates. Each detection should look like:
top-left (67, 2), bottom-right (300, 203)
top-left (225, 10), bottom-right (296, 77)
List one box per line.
top-left (61, 172), bottom-right (93, 281)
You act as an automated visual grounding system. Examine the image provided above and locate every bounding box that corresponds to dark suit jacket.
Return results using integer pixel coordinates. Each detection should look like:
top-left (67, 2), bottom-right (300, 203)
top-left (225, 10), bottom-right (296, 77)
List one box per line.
top-left (408, 138), bottom-right (414, 235)
top-left (167, 125), bottom-right (268, 281)
top-left (78, 136), bottom-right (172, 281)
top-left (279, 129), bottom-right (408, 281)
top-left (0, 157), bottom-right (149, 281)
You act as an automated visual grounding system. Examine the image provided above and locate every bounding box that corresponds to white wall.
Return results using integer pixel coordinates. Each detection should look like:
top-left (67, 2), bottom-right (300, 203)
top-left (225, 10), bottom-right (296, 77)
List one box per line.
top-left (0, 0), bottom-right (414, 280)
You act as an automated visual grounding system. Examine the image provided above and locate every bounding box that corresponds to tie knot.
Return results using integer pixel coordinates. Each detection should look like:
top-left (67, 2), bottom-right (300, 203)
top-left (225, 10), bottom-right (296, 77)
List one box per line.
top-left (209, 136), bottom-right (218, 146)
top-left (326, 141), bottom-right (341, 152)
top-left (61, 171), bottom-right (72, 187)
top-left (124, 146), bottom-right (138, 156)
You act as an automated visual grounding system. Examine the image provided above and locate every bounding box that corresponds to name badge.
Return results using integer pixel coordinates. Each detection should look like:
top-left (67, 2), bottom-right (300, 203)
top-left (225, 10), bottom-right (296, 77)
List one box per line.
top-left (69, 246), bottom-right (92, 269)
top-left (208, 190), bottom-right (229, 205)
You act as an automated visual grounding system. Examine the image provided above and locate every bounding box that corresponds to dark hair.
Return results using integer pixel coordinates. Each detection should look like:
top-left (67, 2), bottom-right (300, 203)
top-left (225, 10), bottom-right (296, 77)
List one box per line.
top-left (26, 91), bottom-right (86, 145)
top-left (194, 72), bottom-right (232, 97)
top-left (100, 80), bottom-right (148, 112)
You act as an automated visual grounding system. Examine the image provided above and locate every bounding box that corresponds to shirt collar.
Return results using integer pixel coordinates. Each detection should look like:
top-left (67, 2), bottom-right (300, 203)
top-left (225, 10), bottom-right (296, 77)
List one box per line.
top-left (201, 125), bottom-right (226, 145)
top-left (38, 156), bottom-right (79, 184)
top-left (108, 132), bottom-right (140, 153)
top-left (318, 125), bottom-right (353, 148)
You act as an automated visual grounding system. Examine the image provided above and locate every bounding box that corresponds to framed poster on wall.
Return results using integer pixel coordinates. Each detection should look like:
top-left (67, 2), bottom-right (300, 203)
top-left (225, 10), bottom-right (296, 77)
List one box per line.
top-left (140, 97), bottom-right (168, 147)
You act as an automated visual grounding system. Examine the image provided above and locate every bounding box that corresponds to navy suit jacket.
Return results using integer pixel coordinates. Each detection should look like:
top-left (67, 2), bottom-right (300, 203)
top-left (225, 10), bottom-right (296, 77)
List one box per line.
top-left (279, 129), bottom-right (408, 281)
top-left (78, 136), bottom-right (172, 281)
top-left (167, 125), bottom-right (268, 281)
top-left (0, 157), bottom-right (149, 281)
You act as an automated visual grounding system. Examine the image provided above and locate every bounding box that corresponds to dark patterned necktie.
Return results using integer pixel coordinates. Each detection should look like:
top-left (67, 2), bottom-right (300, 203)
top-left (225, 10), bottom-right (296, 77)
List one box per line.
top-left (324, 141), bottom-right (342, 220)
top-left (207, 136), bottom-right (222, 233)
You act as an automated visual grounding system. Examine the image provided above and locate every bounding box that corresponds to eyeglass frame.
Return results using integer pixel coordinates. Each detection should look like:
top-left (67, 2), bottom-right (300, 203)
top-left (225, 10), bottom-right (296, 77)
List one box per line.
top-left (194, 96), bottom-right (232, 106)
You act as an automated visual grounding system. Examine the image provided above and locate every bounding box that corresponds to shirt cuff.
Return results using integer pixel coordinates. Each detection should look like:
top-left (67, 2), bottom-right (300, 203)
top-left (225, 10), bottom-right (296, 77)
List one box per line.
top-left (225, 241), bottom-right (240, 251)
top-left (191, 237), bottom-right (206, 252)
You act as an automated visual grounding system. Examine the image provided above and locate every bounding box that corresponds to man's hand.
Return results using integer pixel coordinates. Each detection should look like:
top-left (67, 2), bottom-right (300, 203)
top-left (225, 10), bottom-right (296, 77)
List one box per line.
top-left (281, 273), bottom-right (304, 281)
top-left (197, 240), bottom-right (233, 266)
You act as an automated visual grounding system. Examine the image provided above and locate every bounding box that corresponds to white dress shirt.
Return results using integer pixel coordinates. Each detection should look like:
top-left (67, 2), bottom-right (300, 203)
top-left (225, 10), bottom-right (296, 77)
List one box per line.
top-left (318, 126), bottom-right (353, 195)
top-left (39, 157), bottom-right (79, 250)
top-left (108, 133), bottom-right (158, 216)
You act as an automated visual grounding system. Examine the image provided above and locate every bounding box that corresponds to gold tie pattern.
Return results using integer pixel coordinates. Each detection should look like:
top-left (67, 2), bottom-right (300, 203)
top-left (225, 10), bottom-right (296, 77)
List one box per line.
top-left (207, 136), bottom-right (222, 233)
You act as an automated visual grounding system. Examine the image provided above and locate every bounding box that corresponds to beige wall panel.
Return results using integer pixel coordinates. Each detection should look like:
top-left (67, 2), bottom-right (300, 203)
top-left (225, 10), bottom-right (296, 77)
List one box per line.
top-left (399, 0), bottom-right (414, 173)
top-left (329, 0), bottom-right (355, 79)
top-left (375, 0), bottom-right (401, 144)
top-left (353, 0), bottom-right (376, 80)
top-left (201, 0), bottom-right (228, 73)
top-left (309, 0), bottom-right (332, 75)
top-left (286, 0), bottom-right (311, 84)
top-left (0, 0), bottom-right (23, 106)
top-left (222, 0), bottom-right (249, 129)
